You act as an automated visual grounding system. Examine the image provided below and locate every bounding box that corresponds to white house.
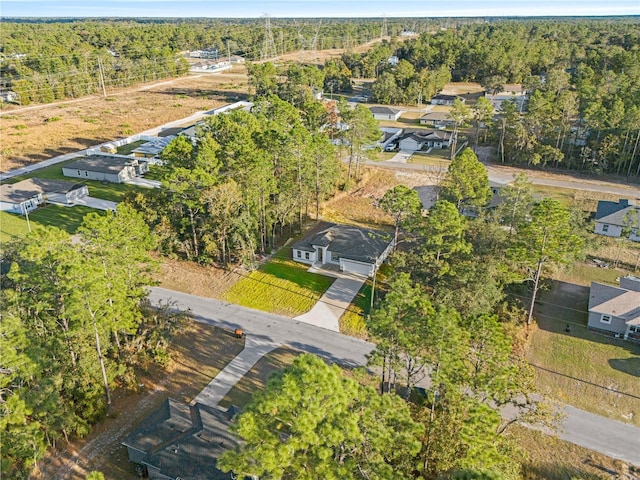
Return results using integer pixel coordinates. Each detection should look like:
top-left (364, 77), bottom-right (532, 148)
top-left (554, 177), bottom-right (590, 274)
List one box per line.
top-left (419, 111), bottom-right (455, 128)
top-left (0, 178), bottom-right (88, 213)
top-left (292, 223), bottom-right (394, 277)
top-left (369, 106), bottom-right (403, 121)
top-left (62, 155), bottom-right (147, 184)
top-left (399, 133), bottom-right (426, 151)
top-left (588, 276), bottom-right (640, 340)
top-left (398, 129), bottom-right (453, 151)
top-left (594, 199), bottom-right (640, 242)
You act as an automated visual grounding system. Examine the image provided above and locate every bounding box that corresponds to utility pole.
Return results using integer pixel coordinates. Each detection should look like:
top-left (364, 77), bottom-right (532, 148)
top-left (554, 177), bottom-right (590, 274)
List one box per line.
top-left (226, 39), bottom-right (231, 63)
top-left (97, 57), bottom-right (107, 98)
top-left (23, 202), bottom-right (32, 233)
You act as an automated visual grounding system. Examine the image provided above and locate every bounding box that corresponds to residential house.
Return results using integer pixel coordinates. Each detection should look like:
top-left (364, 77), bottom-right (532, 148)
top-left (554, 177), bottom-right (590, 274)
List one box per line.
top-left (594, 199), bottom-right (640, 242)
top-left (419, 111), bottom-right (455, 128)
top-left (122, 398), bottom-right (243, 480)
top-left (588, 276), bottom-right (640, 340)
top-left (461, 181), bottom-right (505, 218)
top-left (378, 127), bottom-right (402, 149)
top-left (430, 94), bottom-right (464, 106)
top-left (132, 136), bottom-right (175, 163)
top-left (0, 178), bottom-right (88, 213)
top-left (485, 84), bottom-right (528, 112)
top-left (369, 106), bottom-right (403, 121)
top-left (62, 155), bottom-right (148, 183)
top-left (292, 223), bottom-right (394, 277)
top-left (398, 129), bottom-right (453, 151)
top-left (399, 133), bottom-right (426, 151)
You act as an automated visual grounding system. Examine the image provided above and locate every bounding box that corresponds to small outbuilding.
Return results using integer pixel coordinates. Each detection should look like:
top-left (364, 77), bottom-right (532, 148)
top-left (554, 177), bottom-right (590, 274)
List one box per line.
top-left (292, 223), bottom-right (394, 277)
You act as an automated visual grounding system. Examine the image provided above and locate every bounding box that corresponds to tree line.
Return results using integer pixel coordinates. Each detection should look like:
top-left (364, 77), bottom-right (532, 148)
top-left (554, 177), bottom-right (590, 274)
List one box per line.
top-left (125, 95), bottom-right (347, 265)
top-left (339, 19), bottom-right (640, 176)
top-left (0, 205), bottom-right (186, 478)
top-left (0, 18), bottom-right (402, 105)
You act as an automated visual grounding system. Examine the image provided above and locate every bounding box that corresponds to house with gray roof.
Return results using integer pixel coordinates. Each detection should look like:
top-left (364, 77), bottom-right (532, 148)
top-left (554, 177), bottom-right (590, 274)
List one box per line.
top-left (398, 129), bottom-right (453, 151)
top-left (594, 199), bottom-right (640, 242)
top-left (122, 398), bottom-right (242, 480)
top-left (369, 106), bottom-right (403, 121)
top-left (0, 178), bottom-right (88, 213)
top-left (62, 155), bottom-right (148, 183)
top-left (291, 223), bottom-right (393, 277)
top-left (419, 111), bottom-right (455, 128)
top-left (588, 276), bottom-right (640, 340)
top-left (430, 94), bottom-right (464, 106)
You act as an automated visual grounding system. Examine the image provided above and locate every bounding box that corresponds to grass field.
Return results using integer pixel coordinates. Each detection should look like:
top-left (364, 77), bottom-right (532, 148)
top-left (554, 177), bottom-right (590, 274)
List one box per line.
top-left (408, 150), bottom-right (452, 168)
top-left (527, 281), bottom-right (640, 426)
top-left (221, 255), bottom-right (335, 317)
top-left (0, 204), bottom-right (97, 243)
top-left (116, 140), bottom-right (146, 155)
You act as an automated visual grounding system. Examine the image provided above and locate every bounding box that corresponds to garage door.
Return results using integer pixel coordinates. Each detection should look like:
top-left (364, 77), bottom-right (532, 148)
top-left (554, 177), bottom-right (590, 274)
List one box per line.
top-left (341, 259), bottom-right (372, 277)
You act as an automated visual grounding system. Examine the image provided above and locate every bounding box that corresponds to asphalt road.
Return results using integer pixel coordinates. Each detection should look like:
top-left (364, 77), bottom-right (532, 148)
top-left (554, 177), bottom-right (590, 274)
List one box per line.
top-left (149, 287), bottom-right (640, 467)
top-left (365, 158), bottom-right (640, 198)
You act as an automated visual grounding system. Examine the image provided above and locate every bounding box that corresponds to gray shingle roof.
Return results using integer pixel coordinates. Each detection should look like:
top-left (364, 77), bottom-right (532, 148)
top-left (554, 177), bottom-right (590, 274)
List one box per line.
top-left (292, 223), bottom-right (392, 264)
top-left (122, 399), bottom-right (239, 480)
top-left (369, 106), bottom-right (400, 115)
top-left (0, 178), bottom-right (86, 203)
top-left (596, 206), bottom-right (640, 228)
top-left (63, 155), bottom-right (133, 174)
top-left (589, 281), bottom-right (640, 325)
top-left (595, 199), bottom-right (632, 220)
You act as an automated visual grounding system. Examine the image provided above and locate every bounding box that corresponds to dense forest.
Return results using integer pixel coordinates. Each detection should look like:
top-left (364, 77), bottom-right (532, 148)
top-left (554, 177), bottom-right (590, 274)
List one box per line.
top-left (0, 18), bottom-right (397, 104)
top-left (346, 19), bottom-right (640, 175)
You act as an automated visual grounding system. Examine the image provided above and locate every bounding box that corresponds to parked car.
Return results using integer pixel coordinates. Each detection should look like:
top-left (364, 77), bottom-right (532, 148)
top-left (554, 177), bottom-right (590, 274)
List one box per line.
top-left (385, 143), bottom-right (397, 152)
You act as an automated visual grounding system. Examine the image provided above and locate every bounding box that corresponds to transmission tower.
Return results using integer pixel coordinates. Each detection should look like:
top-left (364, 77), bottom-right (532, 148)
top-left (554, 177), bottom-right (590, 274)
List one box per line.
top-left (310, 20), bottom-right (322, 63)
top-left (261, 14), bottom-right (277, 60)
top-left (380, 15), bottom-right (388, 39)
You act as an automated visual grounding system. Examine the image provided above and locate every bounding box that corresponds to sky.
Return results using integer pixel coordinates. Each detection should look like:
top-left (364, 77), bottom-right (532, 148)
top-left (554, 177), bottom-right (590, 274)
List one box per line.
top-left (1, 0), bottom-right (639, 18)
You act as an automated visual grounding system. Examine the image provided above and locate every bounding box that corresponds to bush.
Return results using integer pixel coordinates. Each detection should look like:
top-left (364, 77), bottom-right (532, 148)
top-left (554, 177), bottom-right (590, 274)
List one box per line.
top-left (44, 116), bottom-right (62, 123)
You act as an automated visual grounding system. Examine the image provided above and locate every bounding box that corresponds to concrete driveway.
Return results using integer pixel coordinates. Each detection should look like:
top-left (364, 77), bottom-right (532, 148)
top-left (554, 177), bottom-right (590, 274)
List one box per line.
top-left (387, 150), bottom-right (413, 163)
top-left (73, 196), bottom-right (117, 211)
top-left (294, 266), bottom-right (367, 332)
top-left (124, 177), bottom-right (161, 188)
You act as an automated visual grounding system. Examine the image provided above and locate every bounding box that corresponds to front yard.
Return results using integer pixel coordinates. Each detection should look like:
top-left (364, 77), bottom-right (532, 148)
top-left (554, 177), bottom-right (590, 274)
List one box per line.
top-left (221, 254), bottom-right (335, 317)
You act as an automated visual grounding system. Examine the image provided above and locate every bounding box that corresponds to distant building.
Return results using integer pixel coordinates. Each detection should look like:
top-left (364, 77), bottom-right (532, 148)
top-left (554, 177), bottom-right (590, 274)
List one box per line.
top-left (485, 84), bottom-right (528, 112)
top-left (0, 90), bottom-right (18, 103)
top-left (369, 106), bottom-right (403, 121)
top-left (430, 94), bottom-right (464, 106)
top-left (189, 48), bottom-right (219, 59)
top-left (419, 111), bottom-right (455, 128)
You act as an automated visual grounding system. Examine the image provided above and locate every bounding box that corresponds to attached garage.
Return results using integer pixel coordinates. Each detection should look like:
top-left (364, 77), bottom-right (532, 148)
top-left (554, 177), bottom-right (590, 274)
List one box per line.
top-left (292, 223), bottom-right (394, 277)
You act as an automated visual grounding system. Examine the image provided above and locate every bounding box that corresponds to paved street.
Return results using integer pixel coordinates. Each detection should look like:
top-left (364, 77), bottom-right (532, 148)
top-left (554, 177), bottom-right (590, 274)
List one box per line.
top-left (148, 286), bottom-right (640, 467)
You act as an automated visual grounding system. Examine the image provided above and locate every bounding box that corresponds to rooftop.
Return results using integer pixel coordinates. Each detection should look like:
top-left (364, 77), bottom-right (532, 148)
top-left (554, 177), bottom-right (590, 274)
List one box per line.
top-left (292, 223), bottom-right (392, 264)
top-left (63, 155), bottom-right (136, 174)
top-left (0, 178), bottom-right (86, 203)
top-left (589, 281), bottom-right (640, 326)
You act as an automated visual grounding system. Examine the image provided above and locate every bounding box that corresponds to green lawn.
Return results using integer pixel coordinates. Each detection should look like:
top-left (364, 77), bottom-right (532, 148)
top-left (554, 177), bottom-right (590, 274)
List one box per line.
top-left (527, 281), bottom-right (640, 426)
top-left (0, 205), bottom-right (101, 244)
top-left (408, 150), bottom-right (452, 168)
top-left (221, 255), bottom-right (335, 317)
top-left (116, 140), bottom-right (146, 155)
top-left (0, 211), bottom-right (30, 244)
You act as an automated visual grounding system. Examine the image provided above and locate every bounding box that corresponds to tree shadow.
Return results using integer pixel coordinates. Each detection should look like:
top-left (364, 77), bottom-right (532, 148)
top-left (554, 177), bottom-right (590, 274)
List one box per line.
top-left (609, 357), bottom-right (640, 378)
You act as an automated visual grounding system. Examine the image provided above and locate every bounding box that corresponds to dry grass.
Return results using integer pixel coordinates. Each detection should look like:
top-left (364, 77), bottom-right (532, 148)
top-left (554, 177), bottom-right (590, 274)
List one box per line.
top-left (218, 347), bottom-right (302, 409)
top-left (511, 425), bottom-right (637, 479)
top-left (154, 256), bottom-right (241, 299)
top-left (0, 69), bottom-right (249, 171)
